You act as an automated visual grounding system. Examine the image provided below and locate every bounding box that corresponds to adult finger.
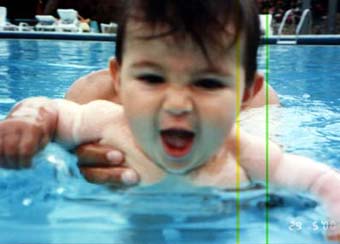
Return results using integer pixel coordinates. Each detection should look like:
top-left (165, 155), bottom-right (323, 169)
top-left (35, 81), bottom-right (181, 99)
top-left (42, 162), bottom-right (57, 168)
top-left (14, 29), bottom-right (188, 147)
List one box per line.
top-left (327, 234), bottom-right (340, 241)
top-left (3, 132), bottom-right (21, 169)
top-left (18, 132), bottom-right (38, 169)
top-left (0, 136), bottom-right (4, 168)
top-left (76, 143), bottom-right (124, 167)
top-left (79, 166), bottom-right (139, 186)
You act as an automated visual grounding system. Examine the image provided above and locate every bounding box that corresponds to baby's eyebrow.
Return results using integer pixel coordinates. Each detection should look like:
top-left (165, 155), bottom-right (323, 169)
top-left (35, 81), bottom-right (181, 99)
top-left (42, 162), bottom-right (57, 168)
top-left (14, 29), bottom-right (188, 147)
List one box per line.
top-left (130, 60), bottom-right (232, 77)
top-left (131, 60), bottom-right (162, 70)
top-left (198, 64), bottom-right (231, 76)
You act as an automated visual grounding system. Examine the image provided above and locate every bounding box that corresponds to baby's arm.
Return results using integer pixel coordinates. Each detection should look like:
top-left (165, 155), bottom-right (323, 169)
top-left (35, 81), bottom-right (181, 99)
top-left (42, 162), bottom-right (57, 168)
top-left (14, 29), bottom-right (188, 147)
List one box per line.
top-left (0, 97), bottom-right (59, 168)
top-left (238, 130), bottom-right (340, 240)
top-left (273, 153), bottom-right (340, 240)
top-left (0, 97), bottom-right (121, 169)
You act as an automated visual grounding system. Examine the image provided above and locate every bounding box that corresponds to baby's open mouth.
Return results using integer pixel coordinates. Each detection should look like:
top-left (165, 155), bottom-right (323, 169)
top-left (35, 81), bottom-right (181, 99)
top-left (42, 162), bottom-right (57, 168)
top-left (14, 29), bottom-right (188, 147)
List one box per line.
top-left (160, 129), bottom-right (195, 158)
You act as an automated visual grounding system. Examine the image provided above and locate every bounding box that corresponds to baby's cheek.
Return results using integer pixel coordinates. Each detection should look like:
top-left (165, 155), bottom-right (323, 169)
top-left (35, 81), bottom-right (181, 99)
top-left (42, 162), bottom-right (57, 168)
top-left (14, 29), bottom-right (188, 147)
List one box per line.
top-left (127, 115), bottom-right (155, 146)
top-left (208, 112), bottom-right (235, 134)
top-left (124, 101), bottom-right (155, 122)
top-left (200, 120), bottom-right (229, 152)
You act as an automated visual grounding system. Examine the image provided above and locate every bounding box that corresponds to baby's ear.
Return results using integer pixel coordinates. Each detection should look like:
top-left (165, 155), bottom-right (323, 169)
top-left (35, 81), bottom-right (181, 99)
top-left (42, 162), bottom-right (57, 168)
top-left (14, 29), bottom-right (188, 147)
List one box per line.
top-left (109, 57), bottom-right (121, 94)
top-left (241, 72), bottom-right (264, 107)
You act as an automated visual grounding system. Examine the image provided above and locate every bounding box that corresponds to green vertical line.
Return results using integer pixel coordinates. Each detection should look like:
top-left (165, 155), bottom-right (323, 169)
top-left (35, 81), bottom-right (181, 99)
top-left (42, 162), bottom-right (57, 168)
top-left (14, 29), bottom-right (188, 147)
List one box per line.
top-left (265, 14), bottom-right (270, 244)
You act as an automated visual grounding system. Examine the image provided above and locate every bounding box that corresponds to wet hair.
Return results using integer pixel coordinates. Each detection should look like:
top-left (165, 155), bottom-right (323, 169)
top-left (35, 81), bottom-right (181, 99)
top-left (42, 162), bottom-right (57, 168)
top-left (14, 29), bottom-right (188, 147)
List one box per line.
top-left (115, 0), bottom-right (260, 88)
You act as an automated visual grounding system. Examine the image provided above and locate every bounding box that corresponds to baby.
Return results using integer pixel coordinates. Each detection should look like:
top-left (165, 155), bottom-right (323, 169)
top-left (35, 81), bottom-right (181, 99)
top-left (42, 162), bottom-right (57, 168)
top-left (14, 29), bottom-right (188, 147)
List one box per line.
top-left (0, 0), bottom-right (339, 240)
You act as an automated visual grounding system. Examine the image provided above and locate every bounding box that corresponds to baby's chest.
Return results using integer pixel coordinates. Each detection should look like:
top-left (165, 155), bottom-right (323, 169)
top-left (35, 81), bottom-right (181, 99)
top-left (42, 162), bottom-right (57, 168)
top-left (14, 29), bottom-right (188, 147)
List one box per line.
top-left (190, 152), bottom-right (251, 189)
top-left (100, 126), bottom-right (166, 184)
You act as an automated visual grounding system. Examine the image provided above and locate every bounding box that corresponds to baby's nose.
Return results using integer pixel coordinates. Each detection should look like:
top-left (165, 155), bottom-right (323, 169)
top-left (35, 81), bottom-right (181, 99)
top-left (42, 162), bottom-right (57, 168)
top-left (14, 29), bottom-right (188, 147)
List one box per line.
top-left (163, 88), bottom-right (193, 116)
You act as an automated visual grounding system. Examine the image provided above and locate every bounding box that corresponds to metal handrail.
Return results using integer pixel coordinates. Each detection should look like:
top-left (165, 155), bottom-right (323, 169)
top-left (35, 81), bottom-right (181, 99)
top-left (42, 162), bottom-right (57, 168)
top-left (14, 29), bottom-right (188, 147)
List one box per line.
top-left (296, 9), bottom-right (312, 35)
top-left (278, 9), bottom-right (293, 35)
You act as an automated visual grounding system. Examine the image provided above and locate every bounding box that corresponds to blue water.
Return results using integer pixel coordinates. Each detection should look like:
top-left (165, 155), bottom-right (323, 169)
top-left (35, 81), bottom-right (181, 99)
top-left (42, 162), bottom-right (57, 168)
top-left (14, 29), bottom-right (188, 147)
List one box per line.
top-left (0, 39), bottom-right (339, 244)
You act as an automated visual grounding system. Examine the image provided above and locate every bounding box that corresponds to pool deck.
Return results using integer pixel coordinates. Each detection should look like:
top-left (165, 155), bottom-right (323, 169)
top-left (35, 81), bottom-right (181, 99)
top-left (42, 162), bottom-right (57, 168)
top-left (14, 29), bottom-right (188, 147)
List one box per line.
top-left (262, 35), bottom-right (340, 45)
top-left (1, 31), bottom-right (340, 45)
top-left (0, 31), bottom-right (115, 42)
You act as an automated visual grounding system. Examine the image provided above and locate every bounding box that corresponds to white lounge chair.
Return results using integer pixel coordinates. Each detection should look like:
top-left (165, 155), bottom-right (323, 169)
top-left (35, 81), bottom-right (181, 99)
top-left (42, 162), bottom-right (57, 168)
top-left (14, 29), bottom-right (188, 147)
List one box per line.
top-left (35, 15), bottom-right (58, 31)
top-left (0, 6), bottom-right (19, 31)
top-left (18, 22), bottom-right (34, 32)
top-left (0, 6), bottom-right (6, 30)
top-left (57, 9), bottom-right (81, 32)
top-left (259, 14), bottom-right (273, 36)
top-left (100, 22), bottom-right (118, 33)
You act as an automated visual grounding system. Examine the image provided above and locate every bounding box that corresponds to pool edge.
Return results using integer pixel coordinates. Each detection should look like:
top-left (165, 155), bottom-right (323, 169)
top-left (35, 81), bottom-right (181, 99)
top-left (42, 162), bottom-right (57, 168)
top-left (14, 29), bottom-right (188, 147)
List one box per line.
top-left (1, 32), bottom-right (340, 45)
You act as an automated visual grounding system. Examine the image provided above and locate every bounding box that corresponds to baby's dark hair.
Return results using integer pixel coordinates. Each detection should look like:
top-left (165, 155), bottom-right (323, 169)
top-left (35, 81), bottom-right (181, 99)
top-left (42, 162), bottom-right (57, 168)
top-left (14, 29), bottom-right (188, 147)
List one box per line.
top-left (115, 0), bottom-right (260, 88)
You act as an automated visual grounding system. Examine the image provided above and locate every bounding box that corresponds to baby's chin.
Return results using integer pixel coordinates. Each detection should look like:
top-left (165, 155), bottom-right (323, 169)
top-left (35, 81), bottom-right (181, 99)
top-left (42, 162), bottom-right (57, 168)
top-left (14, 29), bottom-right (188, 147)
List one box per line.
top-left (155, 156), bottom-right (205, 175)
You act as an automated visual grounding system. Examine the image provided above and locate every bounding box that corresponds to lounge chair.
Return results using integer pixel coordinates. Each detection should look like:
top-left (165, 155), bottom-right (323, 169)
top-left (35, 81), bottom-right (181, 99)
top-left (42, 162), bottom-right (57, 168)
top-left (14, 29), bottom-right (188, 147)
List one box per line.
top-left (18, 22), bottom-right (34, 32)
top-left (35, 15), bottom-right (58, 31)
top-left (100, 22), bottom-right (118, 33)
top-left (57, 9), bottom-right (81, 32)
top-left (0, 6), bottom-right (19, 31)
top-left (259, 14), bottom-right (273, 35)
top-left (0, 6), bottom-right (6, 30)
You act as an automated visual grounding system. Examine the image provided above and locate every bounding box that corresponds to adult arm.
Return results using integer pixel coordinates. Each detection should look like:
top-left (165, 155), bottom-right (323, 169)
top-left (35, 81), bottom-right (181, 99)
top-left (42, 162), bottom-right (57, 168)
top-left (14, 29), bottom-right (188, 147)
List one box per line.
top-left (246, 82), bottom-right (280, 109)
top-left (65, 68), bottom-right (120, 104)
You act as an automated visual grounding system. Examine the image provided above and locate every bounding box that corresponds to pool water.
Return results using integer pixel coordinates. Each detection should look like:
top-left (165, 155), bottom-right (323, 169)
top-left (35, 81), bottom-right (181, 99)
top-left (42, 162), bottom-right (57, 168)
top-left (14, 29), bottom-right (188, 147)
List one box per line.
top-left (0, 39), bottom-right (339, 244)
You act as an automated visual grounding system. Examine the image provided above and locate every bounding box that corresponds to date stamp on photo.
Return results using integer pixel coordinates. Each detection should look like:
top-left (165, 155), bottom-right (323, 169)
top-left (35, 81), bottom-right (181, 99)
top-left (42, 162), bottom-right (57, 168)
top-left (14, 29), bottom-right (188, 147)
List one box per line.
top-left (288, 219), bottom-right (338, 232)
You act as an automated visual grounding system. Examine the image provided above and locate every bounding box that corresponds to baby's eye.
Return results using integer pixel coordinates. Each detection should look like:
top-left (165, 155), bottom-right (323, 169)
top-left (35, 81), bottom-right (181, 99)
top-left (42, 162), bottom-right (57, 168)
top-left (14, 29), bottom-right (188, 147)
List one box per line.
top-left (193, 78), bottom-right (227, 90)
top-left (137, 74), bottom-right (165, 85)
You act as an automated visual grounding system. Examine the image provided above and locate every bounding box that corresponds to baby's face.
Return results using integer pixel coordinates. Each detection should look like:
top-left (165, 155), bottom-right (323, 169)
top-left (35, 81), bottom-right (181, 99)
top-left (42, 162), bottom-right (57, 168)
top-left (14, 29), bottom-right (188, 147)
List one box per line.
top-left (117, 22), bottom-right (247, 174)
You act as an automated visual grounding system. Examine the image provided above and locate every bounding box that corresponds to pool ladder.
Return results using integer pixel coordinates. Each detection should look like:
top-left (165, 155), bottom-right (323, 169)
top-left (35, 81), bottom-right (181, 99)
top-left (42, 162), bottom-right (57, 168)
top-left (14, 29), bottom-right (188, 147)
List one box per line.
top-left (277, 9), bottom-right (312, 44)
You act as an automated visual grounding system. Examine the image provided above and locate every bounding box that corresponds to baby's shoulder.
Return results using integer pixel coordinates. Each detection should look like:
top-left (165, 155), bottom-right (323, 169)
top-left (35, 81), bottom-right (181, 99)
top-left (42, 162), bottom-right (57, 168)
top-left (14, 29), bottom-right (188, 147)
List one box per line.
top-left (226, 126), bottom-right (265, 149)
top-left (84, 99), bottom-right (122, 111)
top-left (226, 127), bottom-right (283, 171)
top-left (190, 147), bottom-right (250, 188)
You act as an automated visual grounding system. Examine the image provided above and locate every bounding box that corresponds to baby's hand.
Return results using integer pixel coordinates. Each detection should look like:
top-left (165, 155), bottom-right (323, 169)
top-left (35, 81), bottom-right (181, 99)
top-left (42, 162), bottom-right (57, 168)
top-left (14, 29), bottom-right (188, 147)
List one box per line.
top-left (325, 200), bottom-right (340, 242)
top-left (0, 118), bottom-right (53, 169)
top-left (311, 170), bottom-right (340, 243)
top-left (327, 221), bottom-right (340, 242)
top-left (328, 233), bottom-right (340, 242)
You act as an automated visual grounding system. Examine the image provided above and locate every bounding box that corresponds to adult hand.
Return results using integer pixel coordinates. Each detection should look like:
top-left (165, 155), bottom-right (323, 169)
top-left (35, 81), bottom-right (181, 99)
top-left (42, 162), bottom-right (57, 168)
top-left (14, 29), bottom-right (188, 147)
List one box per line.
top-left (0, 118), bottom-right (51, 169)
top-left (76, 143), bottom-right (140, 187)
top-left (0, 97), bottom-right (57, 169)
